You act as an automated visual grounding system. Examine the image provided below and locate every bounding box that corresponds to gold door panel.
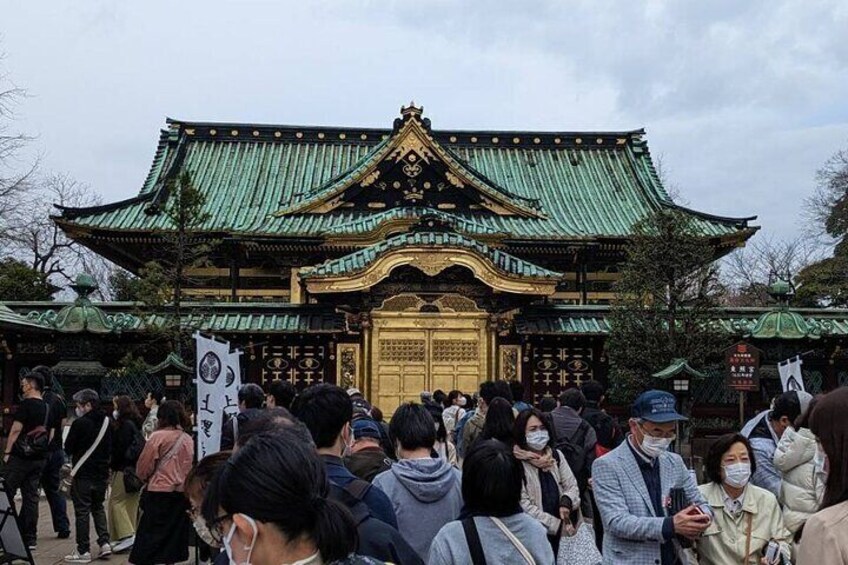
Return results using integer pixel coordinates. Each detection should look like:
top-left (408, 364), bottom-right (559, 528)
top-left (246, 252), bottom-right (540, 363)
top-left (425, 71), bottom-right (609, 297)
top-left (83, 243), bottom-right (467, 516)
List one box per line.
top-left (375, 331), bottom-right (428, 413)
top-left (370, 297), bottom-right (490, 417)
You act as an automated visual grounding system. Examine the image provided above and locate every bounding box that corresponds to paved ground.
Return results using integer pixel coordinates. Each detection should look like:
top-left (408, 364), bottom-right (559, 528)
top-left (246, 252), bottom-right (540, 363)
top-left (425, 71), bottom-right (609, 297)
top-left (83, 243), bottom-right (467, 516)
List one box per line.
top-left (20, 501), bottom-right (196, 565)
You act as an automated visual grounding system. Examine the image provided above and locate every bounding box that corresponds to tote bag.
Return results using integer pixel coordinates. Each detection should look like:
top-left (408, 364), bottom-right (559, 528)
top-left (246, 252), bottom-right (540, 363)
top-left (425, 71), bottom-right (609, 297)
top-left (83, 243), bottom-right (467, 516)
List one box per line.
top-left (557, 522), bottom-right (602, 565)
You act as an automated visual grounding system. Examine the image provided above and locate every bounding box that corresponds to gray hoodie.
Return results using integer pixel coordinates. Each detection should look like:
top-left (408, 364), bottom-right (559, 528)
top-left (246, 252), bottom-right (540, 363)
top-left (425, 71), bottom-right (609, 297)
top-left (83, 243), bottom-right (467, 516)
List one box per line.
top-left (373, 457), bottom-right (463, 562)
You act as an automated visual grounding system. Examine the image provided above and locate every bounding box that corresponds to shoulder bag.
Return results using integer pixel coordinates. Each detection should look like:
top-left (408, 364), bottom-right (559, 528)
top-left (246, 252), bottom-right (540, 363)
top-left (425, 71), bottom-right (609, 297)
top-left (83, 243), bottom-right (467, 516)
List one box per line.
top-left (490, 516), bottom-right (536, 565)
top-left (143, 432), bottom-right (188, 488)
top-left (59, 417), bottom-right (109, 498)
top-left (462, 518), bottom-right (487, 565)
top-left (19, 402), bottom-right (50, 457)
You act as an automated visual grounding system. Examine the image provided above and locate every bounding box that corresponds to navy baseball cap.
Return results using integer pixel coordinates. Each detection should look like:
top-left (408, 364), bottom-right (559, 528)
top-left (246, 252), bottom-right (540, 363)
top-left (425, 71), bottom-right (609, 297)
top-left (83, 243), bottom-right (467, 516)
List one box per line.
top-left (631, 390), bottom-right (687, 423)
top-left (351, 418), bottom-right (382, 440)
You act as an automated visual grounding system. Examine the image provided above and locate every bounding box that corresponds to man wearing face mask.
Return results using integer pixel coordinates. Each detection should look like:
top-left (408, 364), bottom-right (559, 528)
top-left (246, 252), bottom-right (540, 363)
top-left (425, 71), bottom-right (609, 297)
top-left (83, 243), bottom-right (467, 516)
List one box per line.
top-left (63, 389), bottom-right (113, 563)
top-left (293, 384), bottom-right (398, 528)
top-left (741, 390), bottom-right (813, 498)
top-left (2, 372), bottom-right (53, 551)
top-left (592, 390), bottom-right (712, 565)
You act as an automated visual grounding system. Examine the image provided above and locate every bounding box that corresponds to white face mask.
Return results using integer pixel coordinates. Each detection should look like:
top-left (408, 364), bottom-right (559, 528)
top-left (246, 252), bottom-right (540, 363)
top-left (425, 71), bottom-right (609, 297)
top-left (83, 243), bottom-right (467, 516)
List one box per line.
top-left (723, 462), bottom-right (751, 488)
top-left (526, 430), bottom-right (550, 451)
top-left (75, 406), bottom-right (85, 418)
top-left (458, 397), bottom-right (467, 407)
top-left (640, 430), bottom-right (674, 458)
top-left (112, 410), bottom-right (119, 420)
top-left (223, 514), bottom-right (257, 565)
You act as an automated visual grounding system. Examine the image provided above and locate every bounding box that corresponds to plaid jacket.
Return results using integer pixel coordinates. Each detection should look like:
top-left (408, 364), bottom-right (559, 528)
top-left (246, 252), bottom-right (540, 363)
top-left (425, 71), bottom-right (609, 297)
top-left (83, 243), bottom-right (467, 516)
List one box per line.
top-left (592, 440), bottom-right (710, 565)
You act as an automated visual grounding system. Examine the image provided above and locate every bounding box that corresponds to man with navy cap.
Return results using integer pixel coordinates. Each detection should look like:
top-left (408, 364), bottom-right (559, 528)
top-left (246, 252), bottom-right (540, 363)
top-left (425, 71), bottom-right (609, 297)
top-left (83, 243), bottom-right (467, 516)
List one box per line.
top-left (592, 390), bottom-right (712, 565)
top-left (345, 417), bottom-right (393, 482)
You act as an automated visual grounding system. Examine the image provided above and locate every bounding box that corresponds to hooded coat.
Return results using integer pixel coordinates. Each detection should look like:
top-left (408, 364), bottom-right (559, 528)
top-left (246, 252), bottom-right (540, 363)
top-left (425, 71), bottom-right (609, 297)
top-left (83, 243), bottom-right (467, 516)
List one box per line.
top-left (773, 426), bottom-right (826, 533)
top-left (372, 457), bottom-right (463, 562)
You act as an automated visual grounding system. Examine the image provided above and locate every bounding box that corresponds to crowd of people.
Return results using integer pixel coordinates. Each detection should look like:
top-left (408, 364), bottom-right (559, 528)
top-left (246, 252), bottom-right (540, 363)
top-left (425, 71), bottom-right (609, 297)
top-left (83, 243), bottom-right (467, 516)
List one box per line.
top-left (1, 365), bottom-right (847, 564)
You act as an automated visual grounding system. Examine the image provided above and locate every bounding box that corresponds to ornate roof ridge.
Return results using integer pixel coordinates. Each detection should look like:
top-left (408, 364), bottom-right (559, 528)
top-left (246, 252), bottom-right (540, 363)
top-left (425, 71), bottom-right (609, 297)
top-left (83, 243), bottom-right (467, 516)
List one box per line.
top-left (301, 230), bottom-right (563, 281)
top-left (165, 116), bottom-right (646, 143)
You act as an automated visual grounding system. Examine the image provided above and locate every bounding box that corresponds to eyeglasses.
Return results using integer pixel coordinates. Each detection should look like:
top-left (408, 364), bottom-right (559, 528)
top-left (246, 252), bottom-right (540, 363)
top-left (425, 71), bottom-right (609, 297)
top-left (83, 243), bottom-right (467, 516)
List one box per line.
top-left (639, 424), bottom-right (676, 440)
top-left (206, 513), bottom-right (233, 545)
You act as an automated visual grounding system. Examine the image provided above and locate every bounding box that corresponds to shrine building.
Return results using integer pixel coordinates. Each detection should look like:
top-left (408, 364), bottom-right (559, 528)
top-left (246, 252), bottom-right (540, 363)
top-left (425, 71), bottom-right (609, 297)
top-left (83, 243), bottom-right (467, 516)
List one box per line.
top-left (5, 103), bottom-right (847, 421)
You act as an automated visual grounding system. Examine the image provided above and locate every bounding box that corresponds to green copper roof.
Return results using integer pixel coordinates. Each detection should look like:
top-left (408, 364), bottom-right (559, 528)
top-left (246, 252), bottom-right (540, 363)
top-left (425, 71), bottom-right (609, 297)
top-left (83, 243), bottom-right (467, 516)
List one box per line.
top-left (746, 308), bottom-right (822, 340)
top-left (19, 303), bottom-right (344, 334)
top-left (300, 231), bottom-right (562, 280)
top-left (322, 207), bottom-right (503, 236)
top-left (147, 352), bottom-right (192, 375)
top-left (516, 305), bottom-right (848, 336)
top-left (652, 358), bottom-right (708, 380)
top-left (43, 274), bottom-right (119, 334)
top-left (0, 304), bottom-right (50, 331)
top-left (56, 114), bottom-right (756, 242)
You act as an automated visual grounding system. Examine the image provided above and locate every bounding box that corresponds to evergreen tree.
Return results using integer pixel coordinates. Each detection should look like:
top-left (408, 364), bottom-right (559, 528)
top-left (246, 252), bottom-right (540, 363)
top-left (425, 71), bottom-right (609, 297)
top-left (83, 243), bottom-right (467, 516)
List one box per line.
top-left (0, 258), bottom-right (57, 300)
top-left (135, 171), bottom-right (214, 355)
top-left (607, 209), bottom-right (727, 401)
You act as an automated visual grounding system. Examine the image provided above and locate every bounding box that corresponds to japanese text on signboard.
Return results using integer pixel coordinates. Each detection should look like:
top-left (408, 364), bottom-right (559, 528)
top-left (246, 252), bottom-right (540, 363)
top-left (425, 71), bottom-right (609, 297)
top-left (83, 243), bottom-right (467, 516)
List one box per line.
top-left (725, 342), bottom-right (760, 392)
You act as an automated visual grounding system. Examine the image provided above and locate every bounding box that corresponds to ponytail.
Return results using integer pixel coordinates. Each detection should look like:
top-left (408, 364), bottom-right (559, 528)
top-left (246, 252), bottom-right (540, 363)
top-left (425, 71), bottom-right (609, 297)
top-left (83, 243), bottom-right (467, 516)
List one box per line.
top-left (312, 496), bottom-right (357, 562)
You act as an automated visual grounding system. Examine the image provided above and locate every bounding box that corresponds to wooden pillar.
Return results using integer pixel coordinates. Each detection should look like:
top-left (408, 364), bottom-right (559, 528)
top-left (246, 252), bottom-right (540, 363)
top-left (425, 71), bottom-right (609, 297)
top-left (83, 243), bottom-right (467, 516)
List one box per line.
top-left (290, 268), bottom-right (304, 304)
top-left (362, 315), bottom-right (373, 400)
top-left (229, 244), bottom-right (240, 302)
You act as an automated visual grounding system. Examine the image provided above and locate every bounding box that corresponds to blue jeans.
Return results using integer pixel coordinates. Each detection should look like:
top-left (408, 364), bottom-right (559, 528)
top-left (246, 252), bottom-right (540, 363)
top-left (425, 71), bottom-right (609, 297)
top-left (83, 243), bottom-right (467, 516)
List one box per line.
top-left (40, 448), bottom-right (70, 534)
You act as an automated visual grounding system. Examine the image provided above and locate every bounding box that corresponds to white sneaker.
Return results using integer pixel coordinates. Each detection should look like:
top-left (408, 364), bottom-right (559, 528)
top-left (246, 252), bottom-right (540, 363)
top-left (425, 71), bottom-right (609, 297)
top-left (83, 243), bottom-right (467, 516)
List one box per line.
top-left (98, 543), bottom-right (113, 559)
top-left (64, 551), bottom-right (93, 564)
top-left (113, 536), bottom-right (134, 553)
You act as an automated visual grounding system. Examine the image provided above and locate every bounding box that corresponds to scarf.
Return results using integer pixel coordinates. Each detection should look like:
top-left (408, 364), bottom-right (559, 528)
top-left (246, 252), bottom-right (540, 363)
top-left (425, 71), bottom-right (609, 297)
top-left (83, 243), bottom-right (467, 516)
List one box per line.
top-left (513, 445), bottom-right (555, 471)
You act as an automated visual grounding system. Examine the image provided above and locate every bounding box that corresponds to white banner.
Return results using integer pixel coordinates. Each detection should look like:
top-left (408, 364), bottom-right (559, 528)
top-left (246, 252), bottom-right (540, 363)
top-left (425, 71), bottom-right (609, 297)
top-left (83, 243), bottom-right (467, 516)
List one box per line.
top-left (194, 332), bottom-right (236, 459)
top-left (778, 356), bottom-right (806, 393)
top-left (224, 349), bottom-right (243, 421)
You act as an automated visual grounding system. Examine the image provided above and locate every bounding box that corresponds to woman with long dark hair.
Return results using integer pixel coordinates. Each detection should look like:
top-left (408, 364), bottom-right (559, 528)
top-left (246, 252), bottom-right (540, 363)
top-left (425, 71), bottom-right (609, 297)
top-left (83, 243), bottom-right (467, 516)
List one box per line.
top-left (429, 440), bottom-right (554, 564)
top-left (129, 400), bottom-right (194, 565)
top-left (108, 395), bottom-right (143, 553)
top-left (202, 428), bottom-right (382, 564)
top-left (513, 408), bottom-right (580, 556)
top-left (798, 387), bottom-right (848, 563)
top-left (480, 397), bottom-right (515, 447)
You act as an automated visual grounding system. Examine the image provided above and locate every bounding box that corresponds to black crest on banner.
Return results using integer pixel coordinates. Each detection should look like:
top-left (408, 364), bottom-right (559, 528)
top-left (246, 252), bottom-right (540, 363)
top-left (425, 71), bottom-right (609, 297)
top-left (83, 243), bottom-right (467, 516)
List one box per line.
top-left (199, 352), bottom-right (222, 384)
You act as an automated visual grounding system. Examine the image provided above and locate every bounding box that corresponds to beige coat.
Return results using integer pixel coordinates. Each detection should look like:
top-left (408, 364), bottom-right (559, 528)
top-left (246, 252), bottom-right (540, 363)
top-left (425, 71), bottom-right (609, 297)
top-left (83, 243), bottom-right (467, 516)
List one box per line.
top-left (797, 500), bottom-right (848, 564)
top-left (694, 482), bottom-right (791, 565)
top-left (519, 448), bottom-right (580, 536)
top-left (773, 427), bottom-right (825, 533)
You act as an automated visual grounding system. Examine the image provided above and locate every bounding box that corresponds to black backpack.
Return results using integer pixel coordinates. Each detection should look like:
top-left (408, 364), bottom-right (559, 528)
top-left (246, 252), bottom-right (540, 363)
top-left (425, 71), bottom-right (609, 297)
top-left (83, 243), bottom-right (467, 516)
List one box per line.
top-left (555, 420), bottom-right (591, 488)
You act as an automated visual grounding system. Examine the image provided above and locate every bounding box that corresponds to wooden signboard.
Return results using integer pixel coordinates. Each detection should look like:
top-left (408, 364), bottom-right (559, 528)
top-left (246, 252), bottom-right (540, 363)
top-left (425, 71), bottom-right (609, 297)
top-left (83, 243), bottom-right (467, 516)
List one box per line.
top-left (725, 341), bottom-right (760, 392)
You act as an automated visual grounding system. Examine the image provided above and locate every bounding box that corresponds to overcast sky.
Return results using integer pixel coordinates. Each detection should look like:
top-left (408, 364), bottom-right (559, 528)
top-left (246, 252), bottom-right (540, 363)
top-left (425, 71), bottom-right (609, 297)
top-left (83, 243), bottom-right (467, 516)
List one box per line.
top-left (3, 1), bottom-right (848, 243)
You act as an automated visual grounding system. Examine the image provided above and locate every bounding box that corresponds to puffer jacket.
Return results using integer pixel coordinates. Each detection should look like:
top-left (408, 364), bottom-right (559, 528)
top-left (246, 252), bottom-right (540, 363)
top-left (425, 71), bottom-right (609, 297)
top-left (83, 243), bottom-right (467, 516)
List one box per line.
top-left (773, 426), bottom-right (826, 533)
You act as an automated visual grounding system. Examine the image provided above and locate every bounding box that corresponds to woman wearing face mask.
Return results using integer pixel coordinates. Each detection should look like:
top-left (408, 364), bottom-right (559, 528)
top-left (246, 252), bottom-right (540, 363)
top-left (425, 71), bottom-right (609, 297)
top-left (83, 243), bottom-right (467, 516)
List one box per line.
top-left (513, 408), bottom-right (580, 556)
top-left (185, 452), bottom-right (232, 565)
top-left (694, 433), bottom-right (791, 564)
top-left (202, 428), bottom-right (382, 565)
top-left (129, 400), bottom-right (194, 565)
top-left (107, 395), bottom-right (144, 554)
top-left (442, 390), bottom-right (466, 445)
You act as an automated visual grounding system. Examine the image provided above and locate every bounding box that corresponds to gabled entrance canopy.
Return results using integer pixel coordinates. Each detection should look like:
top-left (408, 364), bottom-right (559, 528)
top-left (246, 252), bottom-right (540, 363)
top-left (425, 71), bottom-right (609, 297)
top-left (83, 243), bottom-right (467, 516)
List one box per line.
top-left (300, 230), bottom-right (561, 295)
top-left (277, 104), bottom-right (544, 218)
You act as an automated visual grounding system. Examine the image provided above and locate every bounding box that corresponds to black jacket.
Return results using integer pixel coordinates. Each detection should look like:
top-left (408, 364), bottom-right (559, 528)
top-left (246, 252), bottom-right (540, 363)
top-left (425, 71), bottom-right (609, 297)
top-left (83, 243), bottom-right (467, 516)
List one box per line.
top-left (64, 410), bottom-right (112, 481)
top-left (110, 419), bottom-right (142, 472)
top-left (220, 408), bottom-right (264, 451)
top-left (329, 484), bottom-right (423, 565)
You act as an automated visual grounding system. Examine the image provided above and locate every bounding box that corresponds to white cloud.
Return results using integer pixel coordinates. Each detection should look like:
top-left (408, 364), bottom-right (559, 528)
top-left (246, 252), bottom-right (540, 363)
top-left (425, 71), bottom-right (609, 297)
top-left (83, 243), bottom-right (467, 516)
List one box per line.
top-left (2, 0), bottom-right (847, 243)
